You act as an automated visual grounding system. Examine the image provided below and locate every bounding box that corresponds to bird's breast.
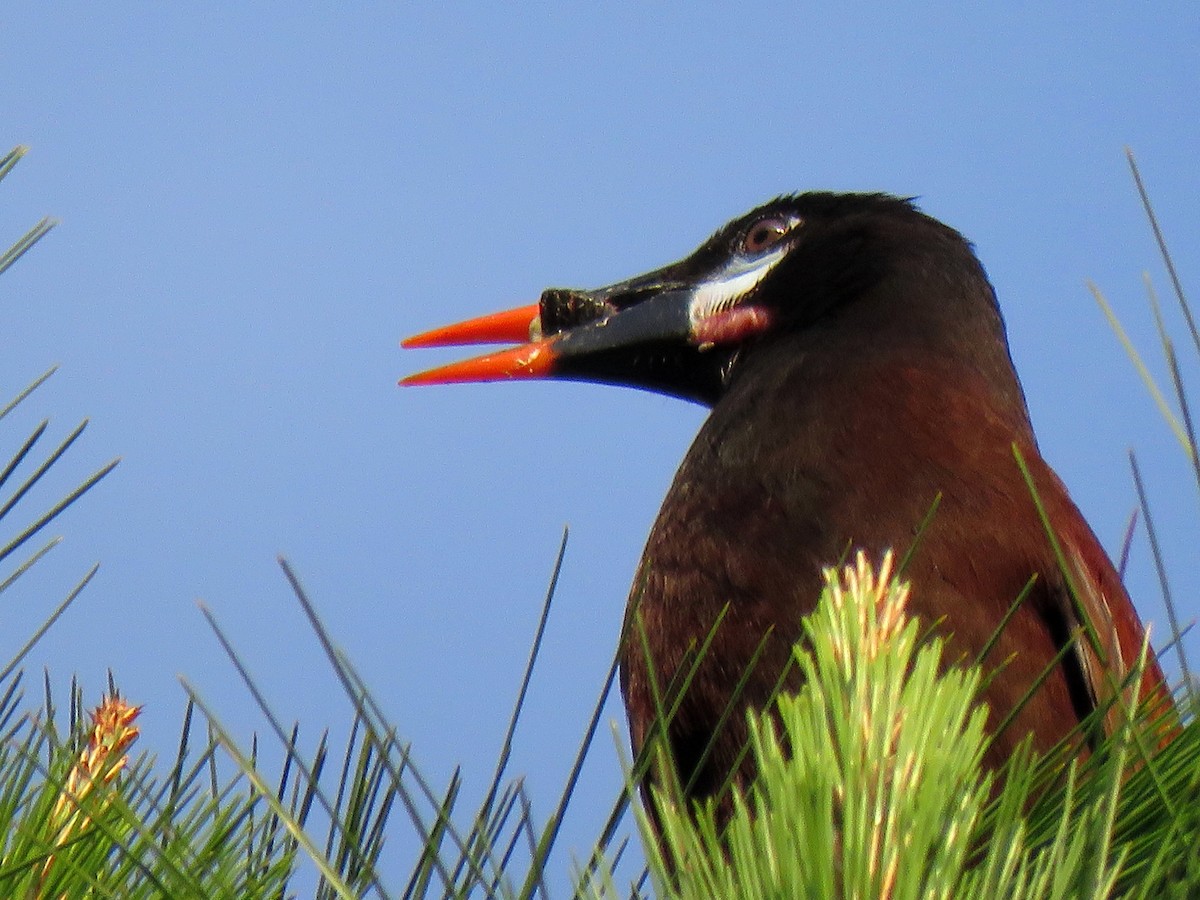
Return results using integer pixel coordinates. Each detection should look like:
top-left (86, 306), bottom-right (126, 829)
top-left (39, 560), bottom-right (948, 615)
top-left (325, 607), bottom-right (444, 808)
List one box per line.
top-left (618, 353), bottom-right (1058, 758)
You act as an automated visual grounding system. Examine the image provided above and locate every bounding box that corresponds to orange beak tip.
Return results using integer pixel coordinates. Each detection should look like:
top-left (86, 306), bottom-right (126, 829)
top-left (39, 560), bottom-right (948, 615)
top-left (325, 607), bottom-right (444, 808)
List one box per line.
top-left (400, 340), bottom-right (556, 387)
top-left (401, 303), bottom-right (542, 349)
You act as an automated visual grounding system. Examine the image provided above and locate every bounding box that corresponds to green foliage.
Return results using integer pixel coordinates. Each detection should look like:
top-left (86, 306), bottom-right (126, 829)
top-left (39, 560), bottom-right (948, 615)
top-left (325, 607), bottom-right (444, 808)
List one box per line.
top-left (0, 677), bottom-right (310, 898)
top-left (0, 146), bottom-right (56, 277)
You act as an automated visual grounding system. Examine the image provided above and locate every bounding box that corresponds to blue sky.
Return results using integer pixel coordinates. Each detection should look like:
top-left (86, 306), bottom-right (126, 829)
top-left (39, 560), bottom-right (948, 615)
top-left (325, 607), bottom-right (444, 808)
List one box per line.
top-left (3, 4), bottom-right (1198, 890)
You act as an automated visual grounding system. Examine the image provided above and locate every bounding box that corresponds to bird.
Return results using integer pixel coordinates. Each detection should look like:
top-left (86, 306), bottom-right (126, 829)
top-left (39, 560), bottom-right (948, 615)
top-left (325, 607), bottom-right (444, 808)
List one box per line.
top-left (401, 192), bottom-right (1174, 816)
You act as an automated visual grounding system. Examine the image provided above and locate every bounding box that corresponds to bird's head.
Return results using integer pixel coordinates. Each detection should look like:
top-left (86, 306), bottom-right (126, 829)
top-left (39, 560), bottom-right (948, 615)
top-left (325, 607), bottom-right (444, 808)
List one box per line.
top-left (402, 193), bottom-right (1016, 407)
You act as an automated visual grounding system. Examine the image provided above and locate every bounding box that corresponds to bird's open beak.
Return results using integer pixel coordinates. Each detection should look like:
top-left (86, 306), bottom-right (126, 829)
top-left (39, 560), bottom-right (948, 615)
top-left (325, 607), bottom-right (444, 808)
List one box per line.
top-left (400, 288), bottom-right (704, 386)
top-left (400, 302), bottom-right (552, 384)
top-left (401, 248), bottom-right (783, 390)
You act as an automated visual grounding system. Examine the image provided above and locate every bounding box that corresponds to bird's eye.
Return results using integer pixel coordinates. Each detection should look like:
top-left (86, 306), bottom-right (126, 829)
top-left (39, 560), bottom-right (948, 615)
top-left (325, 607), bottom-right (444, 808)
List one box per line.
top-left (741, 214), bottom-right (800, 254)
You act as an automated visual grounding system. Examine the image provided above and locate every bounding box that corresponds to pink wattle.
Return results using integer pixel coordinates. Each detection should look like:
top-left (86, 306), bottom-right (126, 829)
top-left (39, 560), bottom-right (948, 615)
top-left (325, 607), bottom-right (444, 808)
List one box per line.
top-left (692, 306), bottom-right (774, 346)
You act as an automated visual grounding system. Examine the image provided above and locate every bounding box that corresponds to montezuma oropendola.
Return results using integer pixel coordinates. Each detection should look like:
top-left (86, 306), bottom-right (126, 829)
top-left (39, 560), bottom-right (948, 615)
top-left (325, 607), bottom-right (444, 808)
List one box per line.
top-left (402, 192), bottom-right (1173, 811)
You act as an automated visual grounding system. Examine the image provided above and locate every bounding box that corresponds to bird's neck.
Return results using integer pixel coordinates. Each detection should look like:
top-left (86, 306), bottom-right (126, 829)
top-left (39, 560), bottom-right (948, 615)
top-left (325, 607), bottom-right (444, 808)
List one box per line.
top-left (715, 339), bottom-right (1036, 480)
top-left (660, 342), bottom-right (1043, 581)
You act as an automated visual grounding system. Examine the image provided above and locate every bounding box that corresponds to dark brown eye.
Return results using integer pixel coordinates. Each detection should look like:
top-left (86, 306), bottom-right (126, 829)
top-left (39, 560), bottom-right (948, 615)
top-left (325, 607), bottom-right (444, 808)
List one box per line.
top-left (741, 214), bottom-right (800, 254)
